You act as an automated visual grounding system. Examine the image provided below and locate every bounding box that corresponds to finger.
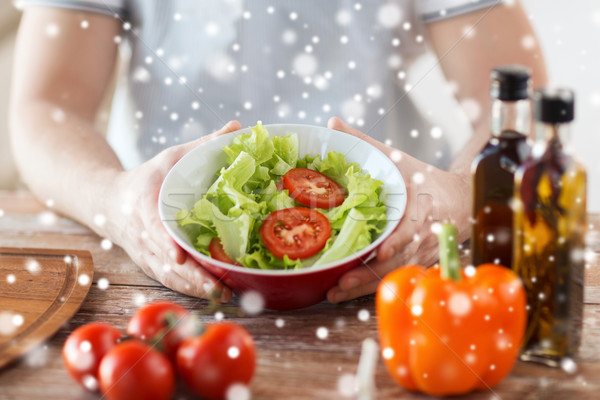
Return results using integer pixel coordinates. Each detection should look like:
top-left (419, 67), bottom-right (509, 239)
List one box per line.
top-left (327, 234), bottom-right (424, 302)
top-left (406, 237), bottom-right (439, 267)
top-left (328, 252), bottom-right (409, 301)
top-left (136, 189), bottom-right (185, 266)
top-left (327, 279), bottom-right (380, 304)
top-left (146, 251), bottom-right (226, 300)
top-left (327, 116), bottom-right (387, 153)
top-left (181, 120), bottom-right (241, 152)
top-left (125, 223), bottom-right (170, 267)
top-left (170, 258), bottom-right (233, 302)
top-left (327, 116), bottom-right (365, 136)
top-left (377, 222), bottom-right (417, 261)
top-left (382, 238), bottom-right (420, 266)
top-left (327, 252), bottom-right (420, 303)
top-left (169, 241), bottom-right (187, 265)
top-left (139, 231), bottom-right (161, 256)
top-left (163, 120), bottom-right (242, 165)
top-left (205, 119), bottom-right (242, 139)
top-left (134, 250), bottom-right (160, 281)
top-left (142, 231), bottom-right (186, 266)
top-left (147, 208), bottom-right (187, 264)
top-left (140, 231), bottom-right (232, 301)
top-left (142, 252), bottom-right (203, 297)
top-left (133, 223), bottom-right (218, 298)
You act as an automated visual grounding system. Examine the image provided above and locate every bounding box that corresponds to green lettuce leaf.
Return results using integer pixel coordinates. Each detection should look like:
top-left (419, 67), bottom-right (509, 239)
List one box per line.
top-left (223, 122), bottom-right (274, 165)
top-left (272, 134), bottom-right (299, 166)
top-left (264, 134), bottom-right (299, 176)
top-left (317, 151), bottom-right (360, 188)
top-left (239, 244), bottom-right (303, 270)
top-left (322, 165), bottom-right (384, 224)
top-left (207, 151), bottom-right (256, 194)
top-left (191, 198), bottom-right (252, 261)
top-left (314, 206), bottom-right (386, 266)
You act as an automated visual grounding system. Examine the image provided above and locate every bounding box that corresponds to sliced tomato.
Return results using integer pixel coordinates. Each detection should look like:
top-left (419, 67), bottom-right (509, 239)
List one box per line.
top-left (209, 238), bottom-right (239, 265)
top-left (282, 168), bottom-right (345, 209)
top-left (276, 179), bottom-right (284, 191)
top-left (259, 207), bottom-right (331, 259)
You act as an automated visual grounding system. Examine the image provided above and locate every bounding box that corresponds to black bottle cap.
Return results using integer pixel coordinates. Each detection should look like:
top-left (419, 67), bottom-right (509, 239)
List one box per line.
top-left (534, 88), bottom-right (575, 123)
top-left (490, 65), bottom-right (531, 101)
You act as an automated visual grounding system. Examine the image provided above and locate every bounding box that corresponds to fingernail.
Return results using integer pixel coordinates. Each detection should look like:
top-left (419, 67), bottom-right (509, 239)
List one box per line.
top-left (341, 277), bottom-right (361, 291)
top-left (332, 291), bottom-right (348, 303)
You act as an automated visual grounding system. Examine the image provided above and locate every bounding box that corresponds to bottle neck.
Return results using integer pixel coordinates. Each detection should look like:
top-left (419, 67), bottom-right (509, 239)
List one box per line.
top-left (491, 98), bottom-right (531, 137)
top-left (532, 121), bottom-right (572, 156)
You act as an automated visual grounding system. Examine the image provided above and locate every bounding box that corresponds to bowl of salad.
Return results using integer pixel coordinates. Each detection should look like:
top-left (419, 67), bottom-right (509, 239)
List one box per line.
top-left (159, 123), bottom-right (406, 310)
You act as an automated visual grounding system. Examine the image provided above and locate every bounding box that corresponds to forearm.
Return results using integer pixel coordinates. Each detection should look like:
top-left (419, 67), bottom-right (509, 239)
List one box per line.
top-left (9, 7), bottom-right (126, 238)
top-left (427, 2), bottom-right (548, 178)
top-left (10, 99), bottom-right (124, 238)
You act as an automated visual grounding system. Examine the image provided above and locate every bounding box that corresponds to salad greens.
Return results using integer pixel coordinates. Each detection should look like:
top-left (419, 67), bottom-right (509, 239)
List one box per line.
top-left (177, 122), bottom-right (387, 269)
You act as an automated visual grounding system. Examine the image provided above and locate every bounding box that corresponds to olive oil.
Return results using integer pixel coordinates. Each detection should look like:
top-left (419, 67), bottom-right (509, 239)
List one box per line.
top-left (471, 66), bottom-right (532, 267)
top-left (513, 88), bottom-right (585, 366)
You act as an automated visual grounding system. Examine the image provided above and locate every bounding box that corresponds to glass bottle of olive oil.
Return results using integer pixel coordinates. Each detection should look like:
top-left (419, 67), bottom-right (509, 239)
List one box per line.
top-left (471, 66), bottom-right (532, 267)
top-left (513, 88), bottom-right (586, 366)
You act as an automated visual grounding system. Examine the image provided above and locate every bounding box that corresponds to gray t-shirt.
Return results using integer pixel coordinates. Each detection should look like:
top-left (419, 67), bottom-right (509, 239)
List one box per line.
top-left (16, 0), bottom-right (502, 168)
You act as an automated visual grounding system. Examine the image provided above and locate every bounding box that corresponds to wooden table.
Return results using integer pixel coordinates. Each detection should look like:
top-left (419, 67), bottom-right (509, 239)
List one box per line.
top-left (0, 190), bottom-right (599, 400)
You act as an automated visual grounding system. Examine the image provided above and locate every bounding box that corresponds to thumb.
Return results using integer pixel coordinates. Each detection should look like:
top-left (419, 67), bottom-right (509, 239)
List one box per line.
top-left (181, 120), bottom-right (242, 153)
top-left (327, 116), bottom-right (364, 136)
top-left (212, 119), bottom-right (242, 137)
top-left (327, 116), bottom-right (387, 153)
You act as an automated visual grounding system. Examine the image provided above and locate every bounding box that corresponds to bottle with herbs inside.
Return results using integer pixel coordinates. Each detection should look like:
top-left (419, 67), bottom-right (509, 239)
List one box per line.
top-left (513, 88), bottom-right (586, 366)
top-left (471, 65), bottom-right (532, 268)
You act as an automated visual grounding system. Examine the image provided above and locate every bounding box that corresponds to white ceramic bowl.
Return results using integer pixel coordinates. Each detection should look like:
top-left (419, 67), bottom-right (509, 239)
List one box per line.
top-left (159, 124), bottom-right (406, 310)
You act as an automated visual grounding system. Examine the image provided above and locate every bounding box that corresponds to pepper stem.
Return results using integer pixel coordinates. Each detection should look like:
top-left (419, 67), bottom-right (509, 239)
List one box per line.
top-left (437, 223), bottom-right (461, 282)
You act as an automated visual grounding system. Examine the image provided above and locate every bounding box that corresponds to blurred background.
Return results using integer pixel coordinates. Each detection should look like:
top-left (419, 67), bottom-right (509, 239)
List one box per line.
top-left (0, 2), bottom-right (20, 190)
top-left (1, 1), bottom-right (598, 211)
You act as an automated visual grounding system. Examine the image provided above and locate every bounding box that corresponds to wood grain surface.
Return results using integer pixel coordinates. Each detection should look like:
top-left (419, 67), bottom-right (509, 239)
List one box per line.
top-left (0, 248), bottom-right (94, 369)
top-left (0, 191), bottom-right (599, 400)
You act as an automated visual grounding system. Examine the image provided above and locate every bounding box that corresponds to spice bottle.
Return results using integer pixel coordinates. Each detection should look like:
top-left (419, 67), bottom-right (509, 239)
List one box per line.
top-left (513, 88), bottom-right (586, 366)
top-left (471, 65), bottom-right (532, 267)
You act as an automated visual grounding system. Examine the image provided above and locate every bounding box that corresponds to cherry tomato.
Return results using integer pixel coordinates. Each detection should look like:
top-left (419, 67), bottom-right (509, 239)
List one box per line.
top-left (62, 322), bottom-right (122, 390)
top-left (259, 207), bottom-right (331, 259)
top-left (209, 237), bottom-right (240, 265)
top-left (282, 168), bottom-right (345, 209)
top-left (176, 322), bottom-right (256, 400)
top-left (99, 340), bottom-right (175, 400)
top-left (127, 301), bottom-right (190, 358)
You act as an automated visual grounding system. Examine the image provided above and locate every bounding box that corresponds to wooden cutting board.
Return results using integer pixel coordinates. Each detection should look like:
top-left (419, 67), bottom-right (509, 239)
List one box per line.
top-left (0, 248), bottom-right (94, 369)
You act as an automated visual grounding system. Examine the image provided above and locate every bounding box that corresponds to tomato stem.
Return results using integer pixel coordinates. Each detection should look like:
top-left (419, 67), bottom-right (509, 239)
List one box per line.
top-left (188, 314), bottom-right (206, 337)
top-left (437, 223), bottom-right (461, 282)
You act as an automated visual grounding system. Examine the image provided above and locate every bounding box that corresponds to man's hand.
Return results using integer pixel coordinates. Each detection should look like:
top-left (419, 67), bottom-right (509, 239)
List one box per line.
top-left (325, 117), bottom-right (471, 303)
top-left (107, 121), bottom-right (242, 300)
top-left (325, 2), bottom-right (547, 303)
